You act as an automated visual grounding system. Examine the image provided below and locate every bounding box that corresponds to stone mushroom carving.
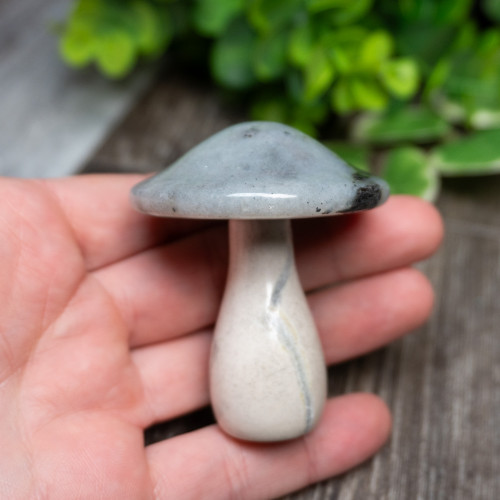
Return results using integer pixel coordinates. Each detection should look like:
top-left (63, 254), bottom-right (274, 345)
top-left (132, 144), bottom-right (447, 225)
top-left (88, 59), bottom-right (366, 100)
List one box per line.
top-left (131, 121), bottom-right (389, 442)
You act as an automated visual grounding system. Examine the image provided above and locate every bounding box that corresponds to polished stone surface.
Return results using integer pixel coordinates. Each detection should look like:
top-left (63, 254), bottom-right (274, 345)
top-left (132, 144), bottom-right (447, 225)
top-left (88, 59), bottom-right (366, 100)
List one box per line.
top-left (210, 219), bottom-right (327, 441)
top-left (131, 121), bottom-right (389, 219)
top-left (131, 121), bottom-right (389, 442)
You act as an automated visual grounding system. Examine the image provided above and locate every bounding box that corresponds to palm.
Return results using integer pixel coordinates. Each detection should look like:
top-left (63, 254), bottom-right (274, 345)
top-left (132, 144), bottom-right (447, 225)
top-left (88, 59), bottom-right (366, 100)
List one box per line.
top-left (0, 179), bottom-right (150, 498)
top-left (0, 175), bottom-right (442, 499)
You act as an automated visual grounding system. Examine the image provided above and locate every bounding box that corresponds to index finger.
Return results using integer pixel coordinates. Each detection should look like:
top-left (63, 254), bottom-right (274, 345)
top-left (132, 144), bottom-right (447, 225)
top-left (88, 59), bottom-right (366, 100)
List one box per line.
top-left (44, 174), bottom-right (214, 270)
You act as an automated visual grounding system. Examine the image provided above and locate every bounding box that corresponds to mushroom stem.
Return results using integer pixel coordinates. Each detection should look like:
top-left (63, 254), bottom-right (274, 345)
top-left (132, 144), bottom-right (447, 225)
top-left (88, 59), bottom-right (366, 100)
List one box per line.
top-left (210, 219), bottom-right (327, 441)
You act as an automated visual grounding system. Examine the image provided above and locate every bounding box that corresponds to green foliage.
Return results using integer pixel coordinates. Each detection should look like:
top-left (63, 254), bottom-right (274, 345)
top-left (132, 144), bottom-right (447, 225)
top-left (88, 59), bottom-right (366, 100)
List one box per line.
top-left (427, 29), bottom-right (500, 129)
top-left (307, 0), bottom-right (373, 25)
top-left (60, 0), bottom-right (172, 78)
top-left (193, 0), bottom-right (243, 36)
top-left (483, 0), bottom-right (500, 22)
top-left (59, 0), bottom-right (500, 199)
top-left (252, 31), bottom-right (288, 81)
top-left (248, 0), bottom-right (304, 35)
top-left (354, 106), bottom-right (451, 145)
top-left (323, 141), bottom-right (370, 172)
top-left (381, 147), bottom-right (439, 202)
top-left (432, 129), bottom-right (500, 176)
top-left (211, 19), bottom-right (256, 89)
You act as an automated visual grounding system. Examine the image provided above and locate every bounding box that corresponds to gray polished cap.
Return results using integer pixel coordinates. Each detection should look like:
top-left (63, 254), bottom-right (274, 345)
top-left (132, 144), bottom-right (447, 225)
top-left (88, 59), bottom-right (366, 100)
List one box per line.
top-left (131, 121), bottom-right (389, 219)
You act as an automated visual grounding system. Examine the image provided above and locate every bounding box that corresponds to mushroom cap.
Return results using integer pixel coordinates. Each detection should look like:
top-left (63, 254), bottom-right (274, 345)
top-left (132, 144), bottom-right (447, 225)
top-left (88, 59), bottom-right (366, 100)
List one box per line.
top-left (131, 121), bottom-right (389, 219)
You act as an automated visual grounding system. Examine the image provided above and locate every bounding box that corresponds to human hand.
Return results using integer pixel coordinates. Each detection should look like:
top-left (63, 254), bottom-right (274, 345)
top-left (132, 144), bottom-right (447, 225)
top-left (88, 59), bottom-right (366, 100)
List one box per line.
top-left (0, 175), bottom-right (442, 499)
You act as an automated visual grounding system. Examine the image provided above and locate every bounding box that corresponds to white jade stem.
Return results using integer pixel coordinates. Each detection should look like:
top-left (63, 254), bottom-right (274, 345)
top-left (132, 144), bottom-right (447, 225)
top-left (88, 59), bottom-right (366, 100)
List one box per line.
top-left (210, 219), bottom-right (327, 442)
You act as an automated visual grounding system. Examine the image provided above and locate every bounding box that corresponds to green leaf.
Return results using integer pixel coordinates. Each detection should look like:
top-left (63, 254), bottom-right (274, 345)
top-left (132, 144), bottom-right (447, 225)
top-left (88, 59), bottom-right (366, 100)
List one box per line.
top-left (288, 21), bottom-right (315, 68)
top-left (73, 0), bottom-right (101, 18)
top-left (253, 32), bottom-right (287, 81)
top-left (329, 0), bottom-right (373, 25)
top-left (353, 106), bottom-right (451, 145)
top-left (303, 45), bottom-right (335, 101)
top-left (294, 99), bottom-right (329, 127)
top-left (379, 58), bottom-right (419, 98)
top-left (132, 2), bottom-right (172, 57)
top-left (429, 92), bottom-right (467, 125)
top-left (483, 0), bottom-right (500, 21)
top-left (425, 59), bottom-right (450, 96)
top-left (393, 22), bottom-right (459, 75)
top-left (427, 31), bottom-right (500, 128)
top-left (59, 0), bottom-right (174, 78)
top-left (350, 77), bottom-right (388, 111)
top-left (131, 3), bottom-right (158, 54)
top-left (432, 129), bottom-right (500, 176)
top-left (59, 21), bottom-right (95, 66)
top-left (323, 27), bottom-right (367, 75)
top-left (288, 117), bottom-right (318, 137)
top-left (392, 0), bottom-right (472, 24)
top-left (469, 110), bottom-right (500, 130)
top-left (381, 147), bottom-right (440, 201)
top-left (211, 20), bottom-right (256, 89)
top-left (359, 31), bottom-right (393, 70)
top-left (251, 94), bottom-right (289, 122)
top-left (247, 0), bottom-right (303, 35)
top-left (434, 0), bottom-right (473, 24)
top-left (323, 141), bottom-right (370, 171)
top-left (307, 0), bottom-right (348, 12)
top-left (452, 22), bottom-right (478, 53)
top-left (95, 30), bottom-right (136, 78)
top-left (251, 92), bottom-right (326, 137)
top-left (193, 0), bottom-right (244, 36)
top-left (308, 0), bottom-right (373, 25)
top-left (330, 78), bottom-right (355, 114)
top-left (328, 46), bottom-right (353, 74)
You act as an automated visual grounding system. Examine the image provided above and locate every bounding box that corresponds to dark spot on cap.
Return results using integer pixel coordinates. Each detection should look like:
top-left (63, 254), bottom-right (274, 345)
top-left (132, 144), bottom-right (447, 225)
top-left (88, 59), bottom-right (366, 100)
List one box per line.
top-left (316, 207), bottom-right (321, 213)
top-left (243, 126), bottom-right (259, 138)
top-left (322, 208), bottom-right (332, 215)
top-left (172, 207), bottom-right (177, 213)
top-left (341, 183), bottom-right (382, 213)
top-left (283, 130), bottom-right (291, 136)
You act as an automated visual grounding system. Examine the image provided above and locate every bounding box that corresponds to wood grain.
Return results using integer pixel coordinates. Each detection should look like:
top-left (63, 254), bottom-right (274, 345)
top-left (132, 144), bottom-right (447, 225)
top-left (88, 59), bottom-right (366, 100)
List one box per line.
top-left (84, 74), bottom-right (500, 500)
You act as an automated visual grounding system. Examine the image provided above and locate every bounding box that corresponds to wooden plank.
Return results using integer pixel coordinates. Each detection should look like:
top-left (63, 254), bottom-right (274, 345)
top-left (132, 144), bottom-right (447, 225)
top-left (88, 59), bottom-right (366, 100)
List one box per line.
top-left (0, 0), bottom-right (154, 178)
top-left (84, 75), bottom-right (500, 499)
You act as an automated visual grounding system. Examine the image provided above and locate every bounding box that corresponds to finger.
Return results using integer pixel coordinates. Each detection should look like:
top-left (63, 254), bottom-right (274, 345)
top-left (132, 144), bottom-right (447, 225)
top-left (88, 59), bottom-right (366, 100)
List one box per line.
top-left (134, 330), bottom-right (212, 426)
top-left (146, 393), bottom-right (391, 500)
top-left (295, 195), bottom-right (443, 289)
top-left (134, 267), bottom-right (432, 425)
top-left (43, 175), bottom-right (214, 270)
top-left (313, 266), bottom-right (434, 363)
top-left (97, 196), bottom-right (442, 347)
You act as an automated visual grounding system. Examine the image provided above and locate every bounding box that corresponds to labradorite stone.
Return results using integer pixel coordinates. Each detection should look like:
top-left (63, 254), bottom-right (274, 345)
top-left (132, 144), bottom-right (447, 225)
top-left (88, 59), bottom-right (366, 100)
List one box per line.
top-left (131, 121), bottom-right (389, 219)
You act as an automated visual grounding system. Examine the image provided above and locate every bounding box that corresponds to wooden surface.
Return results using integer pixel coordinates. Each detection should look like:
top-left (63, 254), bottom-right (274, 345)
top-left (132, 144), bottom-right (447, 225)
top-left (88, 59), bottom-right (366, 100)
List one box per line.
top-left (0, 0), bottom-right (153, 178)
top-left (83, 72), bottom-right (500, 499)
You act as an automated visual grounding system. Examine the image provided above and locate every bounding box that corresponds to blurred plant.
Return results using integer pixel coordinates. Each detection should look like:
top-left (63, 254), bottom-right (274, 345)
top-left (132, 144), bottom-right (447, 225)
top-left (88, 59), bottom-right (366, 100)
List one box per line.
top-left (60, 0), bottom-right (176, 78)
top-left (59, 0), bottom-right (500, 200)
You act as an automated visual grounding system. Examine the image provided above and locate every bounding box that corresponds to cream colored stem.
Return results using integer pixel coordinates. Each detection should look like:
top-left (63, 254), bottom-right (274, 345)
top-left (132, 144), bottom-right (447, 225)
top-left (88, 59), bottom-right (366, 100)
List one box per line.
top-left (210, 219), bottom-right (327, 442)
